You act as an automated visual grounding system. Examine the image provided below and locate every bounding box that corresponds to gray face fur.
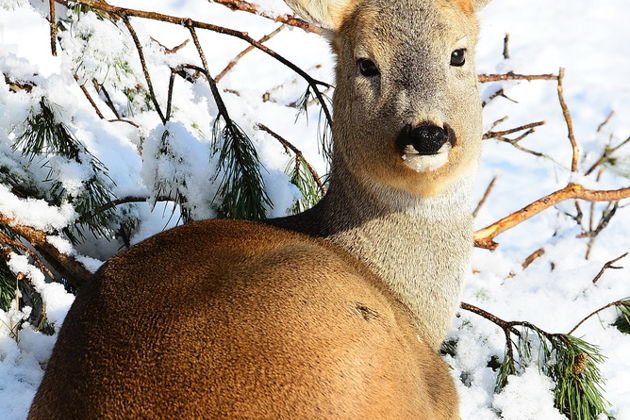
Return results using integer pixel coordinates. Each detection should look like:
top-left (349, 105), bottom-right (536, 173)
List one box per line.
top-left (327, 0), bottom-right (483, 197)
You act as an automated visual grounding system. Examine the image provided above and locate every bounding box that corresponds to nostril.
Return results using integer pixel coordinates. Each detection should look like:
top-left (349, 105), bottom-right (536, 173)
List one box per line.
top-left (409, 125), bottom-right (447, 155)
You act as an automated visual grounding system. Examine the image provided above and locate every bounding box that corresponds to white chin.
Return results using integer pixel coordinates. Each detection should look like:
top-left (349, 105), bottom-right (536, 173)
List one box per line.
top-left (401, 143), bottom-right (451, 172)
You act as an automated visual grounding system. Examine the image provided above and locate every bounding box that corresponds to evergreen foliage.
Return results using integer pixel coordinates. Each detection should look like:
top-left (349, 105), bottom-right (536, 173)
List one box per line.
top-left (211, 118), bottom-right (271, 220)
top-left (13, 97), bottom-right (117, 242)
top-left (286, 154), bottom-right (322, 214)
top-left (495, 326), bottom-right (610, 419)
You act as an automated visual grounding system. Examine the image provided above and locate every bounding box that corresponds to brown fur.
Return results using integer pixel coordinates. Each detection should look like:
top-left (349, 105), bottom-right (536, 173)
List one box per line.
top-left (29, 221), bottom-right (457, 419)
top-left (30, 0), bottom-right (494, 417)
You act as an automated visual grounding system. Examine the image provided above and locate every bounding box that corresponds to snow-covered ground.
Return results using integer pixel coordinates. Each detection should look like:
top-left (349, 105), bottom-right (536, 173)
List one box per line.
top-left (0, 0), bottom-right (629, 419)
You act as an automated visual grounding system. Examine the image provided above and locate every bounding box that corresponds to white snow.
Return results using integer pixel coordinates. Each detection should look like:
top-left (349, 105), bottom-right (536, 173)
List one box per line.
top-left (0, 0), bottom-right (629, 419)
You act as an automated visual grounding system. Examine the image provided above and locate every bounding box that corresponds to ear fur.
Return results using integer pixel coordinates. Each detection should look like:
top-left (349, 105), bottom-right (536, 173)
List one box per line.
top-left (453, 0), bottom-right (493, 14)
top-left (284, 0), bottom-right (355, 31)
top-left (472, 0), bottom-right (493, 10)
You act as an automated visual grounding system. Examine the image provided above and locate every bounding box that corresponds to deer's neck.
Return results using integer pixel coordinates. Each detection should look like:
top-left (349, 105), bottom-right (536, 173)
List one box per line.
top-left (267, 166), bottom-right (474, 350)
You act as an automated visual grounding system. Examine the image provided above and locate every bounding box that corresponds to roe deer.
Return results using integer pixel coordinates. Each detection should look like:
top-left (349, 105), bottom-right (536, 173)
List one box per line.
top-left (30, 0), bottom-right (492, 418)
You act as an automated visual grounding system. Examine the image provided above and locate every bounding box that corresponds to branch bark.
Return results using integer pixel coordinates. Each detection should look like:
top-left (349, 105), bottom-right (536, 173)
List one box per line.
top-left (474, 184), bottom-right (630, 250)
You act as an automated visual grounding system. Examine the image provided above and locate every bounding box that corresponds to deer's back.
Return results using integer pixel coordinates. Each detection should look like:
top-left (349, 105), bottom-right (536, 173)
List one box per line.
top-left (29, 220), bottom-right (457, 419)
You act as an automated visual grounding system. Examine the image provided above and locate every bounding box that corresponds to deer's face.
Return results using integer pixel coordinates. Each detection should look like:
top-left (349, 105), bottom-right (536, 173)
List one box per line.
top-left (329, 0), bottom-right (484, 196)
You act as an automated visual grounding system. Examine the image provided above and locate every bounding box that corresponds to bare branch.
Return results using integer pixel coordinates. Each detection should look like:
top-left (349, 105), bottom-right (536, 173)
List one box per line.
top-left (568, 299), bottom-right (628, 335)
top-left (522, 247), bottom-right (545, 269)
top-left (478, 73), bottom-right (559, 83)
top-left (73, 74), bottom-right (105, 119)
top-left (592, 252), bottom-right (628, 284)
top-left (473, 175), bottom-right (498, 218)
top-left (216, 25), bottom-right (284, 83)
top-left (483, 121), bottom-right (545, 140)
top-left (257, 123), bottom-right (326, 195)
top-left (474, 184), bottom-right (630, 250)
top-left (48, 0), bottom-right (57, 56)
top-left (556, 68), bottom-right (580, 172)
top-left (208, 0), bottom-right (319, 33)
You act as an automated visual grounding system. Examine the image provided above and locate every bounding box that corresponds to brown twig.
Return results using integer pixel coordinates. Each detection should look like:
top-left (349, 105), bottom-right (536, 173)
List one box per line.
top-left (522, 247), bottom-right (545, 269)
top-left (108, 118), bottom-right (140, 128)
top-left (208, 0), bottom-right (319, 33)
top-left (256, 123), bottom-right (326, 195)
top-left (597, 110), bottom-right (615, 133)
top-left (49, 0), bottom-right (57, 56)
top-left (460, 303), bottom-right (521, 336)
top-left (556, 68), bottom-right (580, 172)
top-left (58, 0), bottom-right (333, 128)
top-left (73, 75), bottom-right (105, 119)
top-left (0, 214), bottom-right (92, 288)
top-left (502, 33), bottom-right (510, 60)
top-left (188, 26), bottom-right (234, 127)
top-left (473, 175), bottom-right (498, 217)
top-left (483, 121), bottom-right (545, 140)
top-left (81, 196), bottom-right (172, 221)
top-left (474, 184), bottom-right (630, 250)
top-left (122, 16), bottom-right (166, 125)
top-left (3, 74), bottom-right (35, 93)
top-left (568, 299), bottom-right (628, 335)
top-left (585, 135), bottom-right (630, 176)
top-left (150, 37), bottom-right (190, 54)
top-left (215, 25), bottom-right (284, 83)
top-left (92, 80), bottom-right (120, 119)
top-left (591, 252), bottom-right (628, 284)
top-left (478, 73), bottom-right (559, 83)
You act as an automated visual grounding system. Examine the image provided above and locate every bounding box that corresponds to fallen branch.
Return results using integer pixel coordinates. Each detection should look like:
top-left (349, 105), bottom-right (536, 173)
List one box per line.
top-left (522, 247), bottom-right (545, 269)
top-left (474, 184), bottom-right (630, 250)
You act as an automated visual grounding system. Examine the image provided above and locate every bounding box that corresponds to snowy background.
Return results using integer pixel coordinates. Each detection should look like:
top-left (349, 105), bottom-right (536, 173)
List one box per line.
top-left (1, 0), bottom-right (629, 419)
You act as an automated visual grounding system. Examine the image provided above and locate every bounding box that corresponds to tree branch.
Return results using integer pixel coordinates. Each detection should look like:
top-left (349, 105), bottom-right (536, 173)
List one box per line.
top-left (474, 184), bottom-right (630, 250)
top-left (556, 68), bottom-right (580, 172)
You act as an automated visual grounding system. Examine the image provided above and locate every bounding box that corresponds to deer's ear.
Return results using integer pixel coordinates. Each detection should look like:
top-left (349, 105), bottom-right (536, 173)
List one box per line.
top-left (284, 0), bottom-right (355, 31)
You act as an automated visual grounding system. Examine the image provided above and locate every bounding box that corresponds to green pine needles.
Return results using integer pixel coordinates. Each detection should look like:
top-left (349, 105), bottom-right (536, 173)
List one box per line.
top-left (13, 97), bottom-right (116, 242)
top-left (286, 154), bottom-right (323, 214)
top-left (211, 117), bottom-right (271, 220)
top-left (495, 325), bottom-right (610, 419)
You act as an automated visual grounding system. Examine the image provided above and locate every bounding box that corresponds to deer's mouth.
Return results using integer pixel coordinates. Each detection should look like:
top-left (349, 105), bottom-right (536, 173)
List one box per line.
top-left (399, 124), bottom-right (456, 172)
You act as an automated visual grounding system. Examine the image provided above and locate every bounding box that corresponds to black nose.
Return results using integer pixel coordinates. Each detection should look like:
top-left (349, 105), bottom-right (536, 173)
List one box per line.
top-left (398, 124), bottom-right (448, 155)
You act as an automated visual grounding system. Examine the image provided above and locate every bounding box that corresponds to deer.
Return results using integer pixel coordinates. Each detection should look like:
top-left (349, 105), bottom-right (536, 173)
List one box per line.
top-left (29, 0), bottom-right (492, 418)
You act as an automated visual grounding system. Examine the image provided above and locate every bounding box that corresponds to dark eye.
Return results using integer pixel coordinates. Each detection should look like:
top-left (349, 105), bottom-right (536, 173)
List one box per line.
top-left (357, 58), bottom-right (380, 77)
top-left (450, 49), bottom-right (466, 67)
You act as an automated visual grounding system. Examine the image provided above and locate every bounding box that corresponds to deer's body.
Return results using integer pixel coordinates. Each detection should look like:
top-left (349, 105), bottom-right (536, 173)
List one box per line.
top-left (30, 0), bottom-right (491, 418)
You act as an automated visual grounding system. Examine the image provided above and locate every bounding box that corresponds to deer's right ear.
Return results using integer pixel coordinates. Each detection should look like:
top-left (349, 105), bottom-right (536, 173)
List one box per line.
top-left (472, 0), bottom-right (493, 10)
top-left (285, 0), bottom-right (355, 31)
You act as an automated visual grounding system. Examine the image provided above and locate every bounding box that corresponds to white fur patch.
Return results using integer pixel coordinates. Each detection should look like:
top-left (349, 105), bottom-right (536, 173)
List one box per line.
top-left (401, 143), bottom-right (451, 172)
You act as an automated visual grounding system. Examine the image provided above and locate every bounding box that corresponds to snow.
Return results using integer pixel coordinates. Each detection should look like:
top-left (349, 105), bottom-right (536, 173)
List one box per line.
top-left (0, 0), bottom-right (629, 419)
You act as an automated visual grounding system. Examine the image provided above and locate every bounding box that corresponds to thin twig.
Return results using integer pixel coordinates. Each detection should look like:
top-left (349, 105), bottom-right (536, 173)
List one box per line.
top-left (188, 26), bottom-right (233, 125)
top-left (592, 252), bottom-right (628, 284)
top-left (48, 0), bottom-right (57, 56)
top-left (122, 15), bottom-right (166, 125)
top-left (215, 25), bottom-right (284, 83)
top-left (460, 303), bottom-right (521, 336)
top-left (557, 67), bottom-right (580, 173)
top-left (257, 123), bottom-right (326, 195)
top-left (478, 73), bottom-right (559, 83)
top-left (166, 70), bottom-right (177, 122)
top-left (56, 1), bottom-right (333, 128)
top-left (74, 75), bottom-right (105, 119)
top-left (585, 135), bottom-right (630, 176)
top-left (108, 118), bottom-right (140, 128)
top-left (474, 184), bottom-right (630, 250)
top-left (473, 175), bottom-right (498, 217)
top-left (522, 247), bottom-right (545, 269)
top-left (208, 0), bottom-right (319, 33)
top-left (568, 299), bottom-right (627, 335)
top-left (483, 121), bottom-right (545, 140)
top-left (597, 110), bottom-right (615, 133)
top-left (92, 80), bottom-right (121, 119)
top-left (502, 33), bottom-right (510, 60)
top-left (150, 37), bottom-right (189, 54)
